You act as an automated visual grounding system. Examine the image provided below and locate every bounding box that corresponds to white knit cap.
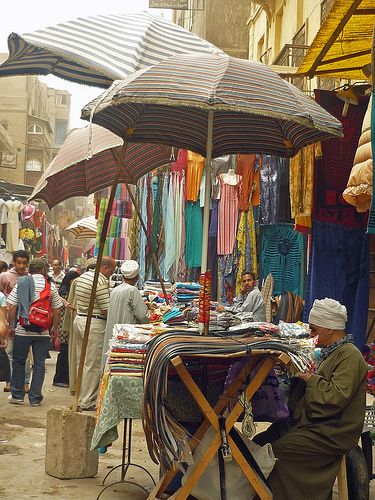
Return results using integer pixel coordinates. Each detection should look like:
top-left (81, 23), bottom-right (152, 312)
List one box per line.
top-left (120, 260), bottom-right (139, 279)
top-left (308, 298), bottom-right (347, 330)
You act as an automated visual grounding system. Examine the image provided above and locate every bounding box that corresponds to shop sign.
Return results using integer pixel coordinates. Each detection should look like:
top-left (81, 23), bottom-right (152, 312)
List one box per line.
top-left (149, 0), bottom-right (189, 9)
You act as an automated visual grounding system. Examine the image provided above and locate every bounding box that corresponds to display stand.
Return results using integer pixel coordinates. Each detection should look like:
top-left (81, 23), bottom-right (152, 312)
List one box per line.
top-left (147, 349), bottom-right (290, 500)
top-left (97, 418), bottom-right (155, 499)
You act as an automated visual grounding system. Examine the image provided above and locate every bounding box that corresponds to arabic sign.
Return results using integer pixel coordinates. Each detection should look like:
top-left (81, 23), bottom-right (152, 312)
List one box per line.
top-left (149, 0), bottom-right (189, 9)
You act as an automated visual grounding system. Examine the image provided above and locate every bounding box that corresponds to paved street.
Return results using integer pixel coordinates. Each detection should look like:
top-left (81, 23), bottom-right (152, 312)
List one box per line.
top-left (1, 352), bottom-right (374, 499)
top-left (0, 352), bottom-right (157, 499)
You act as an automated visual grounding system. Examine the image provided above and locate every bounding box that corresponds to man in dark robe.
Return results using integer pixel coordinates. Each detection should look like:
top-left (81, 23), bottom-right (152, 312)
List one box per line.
top-left (254, 297), bottom-right (368, 500)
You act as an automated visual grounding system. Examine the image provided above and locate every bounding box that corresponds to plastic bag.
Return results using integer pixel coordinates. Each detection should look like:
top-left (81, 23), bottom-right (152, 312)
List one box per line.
top-left (182, 427), bottom-right (275, 500)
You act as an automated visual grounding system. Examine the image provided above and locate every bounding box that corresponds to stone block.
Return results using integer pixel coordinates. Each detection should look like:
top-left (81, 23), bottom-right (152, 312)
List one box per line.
top-left (45, 406), bottom-right (99, 479)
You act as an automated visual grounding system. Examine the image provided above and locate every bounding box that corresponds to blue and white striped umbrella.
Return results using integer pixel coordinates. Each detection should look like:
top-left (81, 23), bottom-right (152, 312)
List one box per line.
top-left (0, 11), bottom-right (221, 88)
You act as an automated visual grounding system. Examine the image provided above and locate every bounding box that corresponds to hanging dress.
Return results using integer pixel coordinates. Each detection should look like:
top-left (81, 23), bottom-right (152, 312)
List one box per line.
top-left (217, 174), bottom-right (242, 255)
top-left (5, 200), bottom-right (23, 252)
top-left (186, 151), bottom-right (205, 202)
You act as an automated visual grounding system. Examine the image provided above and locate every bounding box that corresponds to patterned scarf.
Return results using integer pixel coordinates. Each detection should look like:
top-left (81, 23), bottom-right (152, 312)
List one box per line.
top-left (315, 334), bottom-right (354, 370)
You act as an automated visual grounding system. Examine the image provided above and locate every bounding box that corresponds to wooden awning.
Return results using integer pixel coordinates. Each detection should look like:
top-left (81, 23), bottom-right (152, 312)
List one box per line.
top-left (297, 0), bottom-right (375, 79)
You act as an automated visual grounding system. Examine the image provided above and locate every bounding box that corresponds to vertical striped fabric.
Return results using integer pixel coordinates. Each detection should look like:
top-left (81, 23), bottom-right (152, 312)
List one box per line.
top-left (0, 11), bottom-right (221, 88)
top-left (81, 53), bottom-right (343, 159)
top-left (29, 124), bottom-right (172, 208)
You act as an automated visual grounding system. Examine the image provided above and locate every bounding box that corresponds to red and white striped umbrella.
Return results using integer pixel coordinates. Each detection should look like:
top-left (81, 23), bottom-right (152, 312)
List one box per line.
top-left (29, 124), bottom-right (172, 208)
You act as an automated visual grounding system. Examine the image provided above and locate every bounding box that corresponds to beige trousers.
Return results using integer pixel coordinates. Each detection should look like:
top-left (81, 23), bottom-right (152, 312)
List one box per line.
top-left (73, 316), bottom-right (105, 410)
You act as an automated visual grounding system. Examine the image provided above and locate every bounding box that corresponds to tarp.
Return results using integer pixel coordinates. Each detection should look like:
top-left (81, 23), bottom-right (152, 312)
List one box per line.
top-left (297, 0), bottom-right (375, 80)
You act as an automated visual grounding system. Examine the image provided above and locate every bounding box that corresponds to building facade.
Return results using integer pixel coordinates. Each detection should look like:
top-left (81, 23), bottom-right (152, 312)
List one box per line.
top-left (0, 56), bottom-right (70, 188)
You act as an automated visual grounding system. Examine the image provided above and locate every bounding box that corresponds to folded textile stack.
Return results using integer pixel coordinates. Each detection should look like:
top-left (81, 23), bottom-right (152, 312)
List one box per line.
top-left (162, 306), bottom-right (186, 326)
top-left (144, 280), bottom-right (174, 295)
top-left (106, 324), bottom-right (154, 377)
top-left (173, 282), bottom-right (200, 305)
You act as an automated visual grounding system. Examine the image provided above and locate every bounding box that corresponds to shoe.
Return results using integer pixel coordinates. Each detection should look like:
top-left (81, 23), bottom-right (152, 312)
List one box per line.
top-left (24, 384), bottom-right (30, 393)
top-left (81, 405), bottom-right (96, 412)
top-left (3, 383), bottom-right (11, 393)
top-left (8, 395), bottom-right (24, 405)
top-left (30, 402), bottom-right (42, 407)
top-left (53, 382), bottom-right (69, 388)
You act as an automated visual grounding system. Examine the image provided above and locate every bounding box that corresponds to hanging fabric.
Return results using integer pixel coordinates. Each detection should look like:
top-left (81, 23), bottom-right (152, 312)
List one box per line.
top-left (305, 220), bottom-right (369, 350)
top-left (236, 154), bottom-right (255, 212)
top-left (314, 89), bottom-right (368, 229)
top-left (260, 224), bottom-right (305, 297)
top-left (185, 201), bottom-right (203, 268)
top-left (164, 173), bottom-right (176, 280)
top-left (235, 208), bottom-right (257, 294)
top-left (186, 151), bottom-right (205, 202)
top-left (217, 173), bottom-right (242, 255)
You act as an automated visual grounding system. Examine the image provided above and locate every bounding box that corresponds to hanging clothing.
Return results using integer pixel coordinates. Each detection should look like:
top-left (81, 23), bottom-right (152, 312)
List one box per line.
top-left (217, 254), bottom-right (236, 304)
top-left (217, 174), bottom-right (242, 255)
top-left (129, 185), bottom-right (140, 260)
top-left (178, 177), bottom-right (186, 280)
top-left (5, 200), bottom-right (23, 252)
top-left (260, 224), bottom-right (305, 297)
top-left (172, 149), bottom-right (187, 173)
top-left (260, 156), bottom-right (291, 225)
top-left (208, 200), bottom-right (219, 300)
top-left (290, 143), bottom-right (321, 219)
top-left (236, 154), bottom-right (255, 212)
top-left (186, 151), bottom-right (205, 202)
top-left (305, 220), bottom-right (369, 350)
top-left (185, 202), bottom-right (202, 268)
top-left (164, 174), bottom-right (176, 279)
top-left (211, 155), bottom-right (232, 200)
top-left (138, 178), bottom-right (148, 284)
top-left (314, 90), bottom-right (369, 229)
top-left (235, 208), bottom-right (257, 294)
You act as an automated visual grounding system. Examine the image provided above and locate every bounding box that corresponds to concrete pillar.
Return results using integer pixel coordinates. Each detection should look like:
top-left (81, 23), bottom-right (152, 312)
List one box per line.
top-left (45, 407), bottom-right (99, 479)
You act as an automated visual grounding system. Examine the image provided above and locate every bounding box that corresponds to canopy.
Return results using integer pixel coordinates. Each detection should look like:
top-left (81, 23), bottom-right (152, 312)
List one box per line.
top-left (65, 216), bottom-right (97, 240)
top-left (82, 53), bottom-right (343, 159)
top-left (298, 0), bottom-right (375, 79)
top-left (29, 124), bottom-right (172, 208)
top-left (0, 11), bottom-right (220, 88)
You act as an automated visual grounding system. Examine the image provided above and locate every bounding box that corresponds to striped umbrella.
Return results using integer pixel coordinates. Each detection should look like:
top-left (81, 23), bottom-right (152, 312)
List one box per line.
top-left (29, 124), bottom-right (172, 208)
top-left (82, 53), bottom-right (343, 333)
top-left (0, 11), bottom-right (220, 88)
top-left (65, 216), bottom-right (97, 240)
top-left (81, 53), bottom-right (342, 158)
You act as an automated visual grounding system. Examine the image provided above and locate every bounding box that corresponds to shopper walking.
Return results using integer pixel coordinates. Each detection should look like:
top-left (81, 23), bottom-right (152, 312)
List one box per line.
top-left (7, 258), bottom-right (62, 406)
top-left (52, 270), bottom-right (80, 388)
top-left (0, 250), bottom-right (31, 393)
top-left (73, 256), bottom-right (115, 411)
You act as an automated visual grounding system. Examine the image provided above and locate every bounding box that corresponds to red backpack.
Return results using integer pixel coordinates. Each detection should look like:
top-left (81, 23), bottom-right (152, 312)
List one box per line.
top-left (27, 280), bottom-right (53, 330)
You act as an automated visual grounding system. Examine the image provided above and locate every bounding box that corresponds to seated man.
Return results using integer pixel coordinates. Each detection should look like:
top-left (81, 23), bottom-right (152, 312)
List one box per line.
top-left (253, 298), bottom-right (368, 500)
top-left (217, 271), bottom-right (266, 322)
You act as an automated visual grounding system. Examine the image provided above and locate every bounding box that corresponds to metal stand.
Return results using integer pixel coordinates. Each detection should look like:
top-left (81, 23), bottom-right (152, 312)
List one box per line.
top-left (97, 418), bottom-right (155, 499)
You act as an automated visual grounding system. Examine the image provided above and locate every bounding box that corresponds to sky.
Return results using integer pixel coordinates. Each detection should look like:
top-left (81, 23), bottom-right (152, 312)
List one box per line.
top-left (0, 0), bottom-right (170, 128)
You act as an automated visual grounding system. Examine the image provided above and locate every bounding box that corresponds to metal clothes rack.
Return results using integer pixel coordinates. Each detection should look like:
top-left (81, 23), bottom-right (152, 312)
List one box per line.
top-left (96, 418), bottom-right (155, 499)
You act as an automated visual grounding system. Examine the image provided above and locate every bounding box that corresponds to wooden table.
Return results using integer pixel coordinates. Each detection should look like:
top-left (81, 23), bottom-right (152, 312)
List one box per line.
top-left (147, 348), bottom-right (291, 500)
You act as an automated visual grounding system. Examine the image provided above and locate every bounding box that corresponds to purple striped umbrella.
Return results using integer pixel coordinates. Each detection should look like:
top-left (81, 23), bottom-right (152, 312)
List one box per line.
top-left (29, 124), bottom-right (172, 208)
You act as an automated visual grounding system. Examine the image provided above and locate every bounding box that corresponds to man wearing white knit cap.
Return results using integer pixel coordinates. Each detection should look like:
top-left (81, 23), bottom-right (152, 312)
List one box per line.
top-left (254, 297), bottom-right (367, 500)
top-left (102, 260), bottom-right (149, 367)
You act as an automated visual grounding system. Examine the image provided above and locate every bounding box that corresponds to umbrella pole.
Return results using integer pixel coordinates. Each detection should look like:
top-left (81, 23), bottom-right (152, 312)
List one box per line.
top-left (199, 110), bottom-right (214, 335)
top-left (72, 141), bottom-right (129, 413)
top-left (122, 178), bottom-right (170, 304)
